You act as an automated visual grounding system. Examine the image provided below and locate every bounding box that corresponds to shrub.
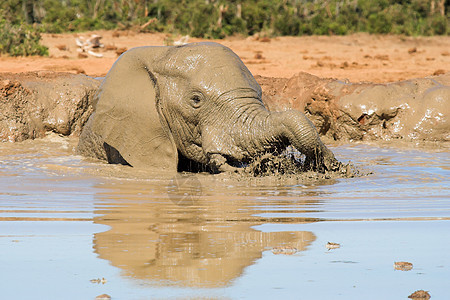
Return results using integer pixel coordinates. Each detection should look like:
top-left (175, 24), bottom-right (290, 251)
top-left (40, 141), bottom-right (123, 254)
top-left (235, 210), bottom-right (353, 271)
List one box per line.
top-left (428, 15), bottom-right (448, 35)
top-left (0, 21), bottom-right (48, 56)
top-left (1, 0), bottom-right (449, 44)
top-left (367, 12), bottom-right (392, 34)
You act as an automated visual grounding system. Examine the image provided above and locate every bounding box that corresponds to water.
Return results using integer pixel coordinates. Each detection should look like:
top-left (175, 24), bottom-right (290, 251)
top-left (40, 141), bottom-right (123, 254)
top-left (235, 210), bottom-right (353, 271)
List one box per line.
top-left (1, 134), bottom-right (449, 299)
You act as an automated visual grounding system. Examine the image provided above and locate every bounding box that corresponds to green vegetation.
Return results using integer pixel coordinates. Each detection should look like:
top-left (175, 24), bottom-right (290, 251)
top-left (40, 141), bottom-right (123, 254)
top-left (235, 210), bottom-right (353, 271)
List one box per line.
top-left (0, 0), bottom-right (448, 56)
top-left (0, 20), bottom-right (48, 56)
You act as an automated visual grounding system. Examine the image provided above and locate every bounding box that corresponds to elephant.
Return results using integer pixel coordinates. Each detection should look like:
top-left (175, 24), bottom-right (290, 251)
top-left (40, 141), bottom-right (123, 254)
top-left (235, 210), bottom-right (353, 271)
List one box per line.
top-left (77, 42), bottom-right (341, 173)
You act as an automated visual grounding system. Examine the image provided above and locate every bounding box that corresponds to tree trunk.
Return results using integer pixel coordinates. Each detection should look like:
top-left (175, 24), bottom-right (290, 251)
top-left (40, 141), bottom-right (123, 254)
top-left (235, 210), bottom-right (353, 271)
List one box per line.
top-left (22, 0), bottom-right (35, 24)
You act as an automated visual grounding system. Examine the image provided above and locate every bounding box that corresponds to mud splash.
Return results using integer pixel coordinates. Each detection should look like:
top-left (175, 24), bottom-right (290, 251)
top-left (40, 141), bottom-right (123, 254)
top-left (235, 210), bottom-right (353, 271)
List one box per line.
top-left (240, 149), bottom-right (359, 180)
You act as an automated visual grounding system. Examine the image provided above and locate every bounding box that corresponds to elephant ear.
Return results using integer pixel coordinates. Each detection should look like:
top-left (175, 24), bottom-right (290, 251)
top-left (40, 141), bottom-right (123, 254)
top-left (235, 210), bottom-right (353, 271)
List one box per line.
top-left (92, 47), bottom-right (178, 170)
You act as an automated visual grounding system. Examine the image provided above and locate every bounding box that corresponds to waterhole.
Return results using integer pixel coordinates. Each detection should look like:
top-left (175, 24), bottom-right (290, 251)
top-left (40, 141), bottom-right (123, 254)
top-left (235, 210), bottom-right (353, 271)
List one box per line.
top-left (1, 134), bottom-right (449, 299)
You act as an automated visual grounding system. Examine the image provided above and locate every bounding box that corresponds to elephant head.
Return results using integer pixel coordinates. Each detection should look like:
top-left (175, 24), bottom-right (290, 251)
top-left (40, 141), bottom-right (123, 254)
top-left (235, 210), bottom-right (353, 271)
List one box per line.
top-left (78, 42), bottom-right (340, 173)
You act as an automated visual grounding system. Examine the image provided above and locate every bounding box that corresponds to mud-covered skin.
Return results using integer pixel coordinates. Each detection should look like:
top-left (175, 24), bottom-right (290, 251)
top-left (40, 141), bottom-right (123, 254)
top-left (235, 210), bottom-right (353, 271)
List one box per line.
top-left (77, 42), bottom-right (340, 173)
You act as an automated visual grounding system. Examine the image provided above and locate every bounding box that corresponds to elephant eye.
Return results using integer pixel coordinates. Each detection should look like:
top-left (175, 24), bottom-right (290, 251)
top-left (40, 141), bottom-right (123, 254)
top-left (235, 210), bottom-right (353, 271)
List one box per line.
top-left (190, 94), bottom-right (202, 108)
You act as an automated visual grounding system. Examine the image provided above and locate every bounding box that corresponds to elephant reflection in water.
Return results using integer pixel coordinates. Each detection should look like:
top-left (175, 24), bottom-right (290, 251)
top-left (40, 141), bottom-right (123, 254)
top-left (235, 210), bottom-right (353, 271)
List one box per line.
top-left (92, 180), bottom-right (317, 287)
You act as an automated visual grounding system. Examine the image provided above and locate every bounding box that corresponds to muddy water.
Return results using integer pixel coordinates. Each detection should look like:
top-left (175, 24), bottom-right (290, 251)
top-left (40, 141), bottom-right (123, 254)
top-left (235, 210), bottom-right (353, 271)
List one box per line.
top-left (1, 134), bottom-right (449, 299)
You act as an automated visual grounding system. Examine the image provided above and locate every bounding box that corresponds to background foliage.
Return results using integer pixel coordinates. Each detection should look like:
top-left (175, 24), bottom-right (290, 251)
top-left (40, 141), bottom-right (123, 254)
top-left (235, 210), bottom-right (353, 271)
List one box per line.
top-left (0, 0), bottom-right (448, 55)
top-left (0, 20), bottom-right (48, 56)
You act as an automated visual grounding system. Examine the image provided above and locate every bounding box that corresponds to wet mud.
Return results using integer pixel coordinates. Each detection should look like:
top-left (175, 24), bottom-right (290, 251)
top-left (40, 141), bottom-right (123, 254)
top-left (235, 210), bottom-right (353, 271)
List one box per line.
top-left (0, 71), bottom-right (99, 142)
top-left (408, 290), bottom-right (431, 300)
top-left (258, 71), bottom-right (450, 142)
top-left (1, 70), bottom-right (448, 146)
top-left (240, 150), bottom-right (360, 181)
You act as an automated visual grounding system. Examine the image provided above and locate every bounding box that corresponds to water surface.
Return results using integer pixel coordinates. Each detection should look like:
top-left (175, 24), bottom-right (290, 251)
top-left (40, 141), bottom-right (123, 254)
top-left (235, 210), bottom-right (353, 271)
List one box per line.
top-left (1, 135), bottom-right (449, 299)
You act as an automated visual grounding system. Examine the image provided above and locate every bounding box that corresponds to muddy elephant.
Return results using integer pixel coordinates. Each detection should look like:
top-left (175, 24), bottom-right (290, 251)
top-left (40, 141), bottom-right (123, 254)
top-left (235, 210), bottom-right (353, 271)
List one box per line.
top-left (77, 42), bottom-right (340, 173)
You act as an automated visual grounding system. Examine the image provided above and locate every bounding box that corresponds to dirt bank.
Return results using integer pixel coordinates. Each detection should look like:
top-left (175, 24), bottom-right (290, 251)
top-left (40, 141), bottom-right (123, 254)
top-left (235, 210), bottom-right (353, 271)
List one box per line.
top-left (259, 72), bottom-right (450, 142)
top-left (0, 31), bottom-right (449, 82)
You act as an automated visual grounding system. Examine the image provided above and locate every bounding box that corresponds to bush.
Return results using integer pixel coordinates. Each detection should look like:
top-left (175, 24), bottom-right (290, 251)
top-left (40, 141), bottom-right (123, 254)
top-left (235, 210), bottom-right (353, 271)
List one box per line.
top-left (428, 15), bottom-right (448, 35)
top-left (1, 0), bottom-right (449, 46)
top-left (367, 12), bottom-right (392, 34)
top-left (0, 21), bottom-right (48, 56)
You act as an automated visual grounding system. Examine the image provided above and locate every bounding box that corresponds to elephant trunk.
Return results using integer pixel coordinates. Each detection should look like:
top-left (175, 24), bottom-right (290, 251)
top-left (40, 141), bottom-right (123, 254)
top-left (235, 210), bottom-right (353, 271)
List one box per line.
top-left (271, 110), bottom-right (341, 172)
top-left (202, 99), bottom-right (340, 173)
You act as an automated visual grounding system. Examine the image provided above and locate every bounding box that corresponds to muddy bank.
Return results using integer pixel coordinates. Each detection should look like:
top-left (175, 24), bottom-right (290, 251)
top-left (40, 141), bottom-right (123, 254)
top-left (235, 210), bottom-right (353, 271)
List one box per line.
top-left (1, 71), bottom-right (448, 144)
top-left (0, 71), bottom-right (99, 142)
top-left (258, 71), bottom-right (450, 142)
